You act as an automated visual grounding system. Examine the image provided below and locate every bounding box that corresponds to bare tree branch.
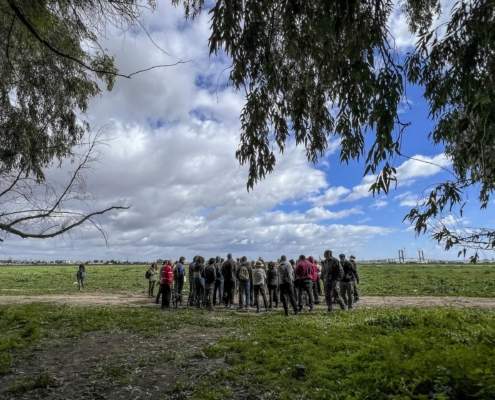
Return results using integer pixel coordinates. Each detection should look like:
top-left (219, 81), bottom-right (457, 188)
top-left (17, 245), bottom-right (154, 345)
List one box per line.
top-left (6, 0), bottom-right (190, 80)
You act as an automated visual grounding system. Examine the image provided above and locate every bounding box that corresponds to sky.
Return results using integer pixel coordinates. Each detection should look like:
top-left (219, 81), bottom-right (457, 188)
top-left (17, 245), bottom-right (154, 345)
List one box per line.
top-left (2, 1), bottom-right (494, 262)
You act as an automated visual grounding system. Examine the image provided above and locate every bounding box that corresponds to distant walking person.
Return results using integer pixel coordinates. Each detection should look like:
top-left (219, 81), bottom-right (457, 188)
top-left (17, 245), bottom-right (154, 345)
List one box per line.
top-left (339, 254), bottom-right (357, 309)
top-left (159, 261), bottom-right (174, 309)
top-left (350, 255), bottom-right (360, 302)
top-left (76, 264), bottom-right (86, 291)
top-left (146, 263), bottom-right (158, 297)
top-left (174, 257), bottom-right (186, 305)
top-left (278, 255), bottom-right (298, 316)
top-left (321, 250), bottom-right (345, 312)
top-left (222, 254), bottom-right (237, 308)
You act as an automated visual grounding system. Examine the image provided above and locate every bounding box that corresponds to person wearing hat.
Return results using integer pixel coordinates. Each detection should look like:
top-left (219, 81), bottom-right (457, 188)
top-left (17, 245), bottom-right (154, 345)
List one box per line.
top-left (349, 255), bottom-right (360, 302)
top-left (339, 253), bottom-right (357, 309)
top-left (252, 260), bottom-right (268, 312)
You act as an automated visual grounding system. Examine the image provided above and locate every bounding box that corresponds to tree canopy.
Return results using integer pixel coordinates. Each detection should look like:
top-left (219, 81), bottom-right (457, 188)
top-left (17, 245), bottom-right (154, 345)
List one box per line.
top-left (175, 0), bottom-right (495, 255)
top-left (0, 0), bottom-right (153, 240)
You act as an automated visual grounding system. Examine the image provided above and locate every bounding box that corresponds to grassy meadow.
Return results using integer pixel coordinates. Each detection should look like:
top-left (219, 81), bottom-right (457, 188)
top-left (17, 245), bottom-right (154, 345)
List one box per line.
top-left (1, 263), bottom-right (495, 297)
top-left (1, 263), bottom-right (495, 399)
top-left (0, 304), bottom-right (494, 399)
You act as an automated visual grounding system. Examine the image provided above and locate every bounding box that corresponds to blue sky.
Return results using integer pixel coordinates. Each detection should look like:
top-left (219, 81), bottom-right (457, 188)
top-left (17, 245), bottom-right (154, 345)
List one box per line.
top-left (1, 1), bottom-right (493, 262)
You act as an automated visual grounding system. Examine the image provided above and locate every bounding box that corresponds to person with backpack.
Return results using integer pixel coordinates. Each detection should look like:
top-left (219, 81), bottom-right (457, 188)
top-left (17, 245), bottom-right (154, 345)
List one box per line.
top-left (321, 250), bottom-right (345, 311)
top-left (221, 254), bottom-right (237, 308)
top-left (267, 261), bottom-right (279, 309)
top-left (76, 264), bottom-right (86, 291)
top-left (213, 256), bottom-right (224, 306)
top-left (236, 256), bottom-right (251, 310)
top-left (350, 255), bottom-right (360, 302)
top-left (203, 258), bottom-right (217, 311)
top-left (146, 263), bottom-right (158, 297)
top-left (174, 257), bottom-right (186, 306)
top-left (278, 255), bottom-right (298, 316)
top-left (295, 255), bottom-right (314, 311)
top-left (252, 260), bottom-right (268, 312)
top-left (159, 261), bottom-right (174, 309)
top-left (339, 254), bottom-right (357, 309)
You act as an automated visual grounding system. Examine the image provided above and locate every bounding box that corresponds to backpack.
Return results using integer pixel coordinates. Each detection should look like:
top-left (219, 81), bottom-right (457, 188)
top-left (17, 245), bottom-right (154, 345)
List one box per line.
top-left (176, 265), bottom-right (185, 279)
top-left (238, 264), bottom-right (249, 281)
top-left (254, 268), bottom-right (264, 283)
top-left (204, 265), bottom-right (216, 284)
top-left (145, 270), bottom-right (151, 279)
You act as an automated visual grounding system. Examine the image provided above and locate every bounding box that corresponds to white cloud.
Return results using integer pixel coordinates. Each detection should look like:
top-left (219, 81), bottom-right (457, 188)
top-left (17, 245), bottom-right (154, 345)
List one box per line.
top-left (371, 199), bottom-right (388, 209)
top-left (311, 186), bottom-right (350, 206)
top-left (396, 154), bottom-right (451, 182)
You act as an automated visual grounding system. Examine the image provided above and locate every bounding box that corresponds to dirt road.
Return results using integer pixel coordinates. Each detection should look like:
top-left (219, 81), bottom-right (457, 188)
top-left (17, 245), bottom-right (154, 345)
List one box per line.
top-left (1, 293), bottom-right (495, 308)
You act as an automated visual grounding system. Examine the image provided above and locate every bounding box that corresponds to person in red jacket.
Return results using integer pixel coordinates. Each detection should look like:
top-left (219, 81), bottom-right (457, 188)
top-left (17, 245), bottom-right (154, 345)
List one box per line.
top-left (308, 256), bottom-right (320, 305)
top-left (294, 255), bottom-right (314, 311)
top-left (159, 260), bottom-right (174, 309)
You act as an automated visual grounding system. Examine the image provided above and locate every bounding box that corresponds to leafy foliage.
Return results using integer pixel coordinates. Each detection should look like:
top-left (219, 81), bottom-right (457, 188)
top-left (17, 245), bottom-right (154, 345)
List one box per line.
top-left (175, 0), bottom-right (495, 252)
top-left (0, 1), bottom-right (151, 239)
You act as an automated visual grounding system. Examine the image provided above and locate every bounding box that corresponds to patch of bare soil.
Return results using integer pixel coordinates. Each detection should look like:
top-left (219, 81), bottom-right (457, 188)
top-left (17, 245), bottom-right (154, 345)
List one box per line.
top-left (0, 328), bottom-right (225, 400)
top-left (1, 294), bottom-right (495, 308)
top-left (358, 296), bottom-right (495, 308)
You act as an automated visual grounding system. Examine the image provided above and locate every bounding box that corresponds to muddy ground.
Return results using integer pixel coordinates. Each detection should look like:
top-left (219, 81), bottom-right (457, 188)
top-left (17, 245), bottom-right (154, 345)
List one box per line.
top-left (0, 328), bottom-right (226, 400)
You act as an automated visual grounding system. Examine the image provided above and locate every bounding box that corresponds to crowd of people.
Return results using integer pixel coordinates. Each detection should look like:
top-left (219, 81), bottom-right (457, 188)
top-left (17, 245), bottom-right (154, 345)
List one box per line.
top-left (146, 250), bottom-right (359, 316)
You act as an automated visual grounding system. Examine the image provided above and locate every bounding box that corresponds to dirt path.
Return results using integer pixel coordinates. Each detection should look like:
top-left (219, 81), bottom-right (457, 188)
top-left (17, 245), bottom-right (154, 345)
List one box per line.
top-left (1, 293), bottom-right (495, 308)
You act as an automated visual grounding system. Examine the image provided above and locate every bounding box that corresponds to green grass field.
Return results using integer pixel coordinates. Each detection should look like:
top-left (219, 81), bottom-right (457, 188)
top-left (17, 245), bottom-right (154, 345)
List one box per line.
top-left (1, 304), bottom-right (494, 399)
top-left (1, 263), bottom-right (494, 297)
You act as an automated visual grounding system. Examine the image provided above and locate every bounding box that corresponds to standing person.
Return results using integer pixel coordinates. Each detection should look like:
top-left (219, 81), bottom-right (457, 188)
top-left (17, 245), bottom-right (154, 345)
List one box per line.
top-left (295, 255), bottom-right (314, 311)
top-left (192, 256), bottom-right (205, 308)
top-left (236, 256), bottom-right (251, 310)
top-left (159, 261), bottom-right (174, 309)
top-left (174, 257), bottom-right (186, 305)
top-left (252, 260), bottom-right (269, 312)
top-left (76, 264), bottom-right (86, 291)
top-left (267, 261), bottom-right (279, 309)
top-left (350, 255), bottom-right (360, 302)
top-left (188, 256), bottom-right (197, 306)
top-left (249, 261), bottom-right (255, 306)
top-left (278, 255), bottom-right (298, 316)
top-left (222, 254), bottom-right (237, 308)
top-left (146, 263), bottom-right (158, 297)
top-left (203, 258), bottom-right (217, 311)
top-left (339, 254), bottom-right (357, 309)
top-left (308, 256), bottom-right (320, 305)
top-left (321, 250), bottom-right (345, 311)
top-left (213, 256), bottom-right (224, 306)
